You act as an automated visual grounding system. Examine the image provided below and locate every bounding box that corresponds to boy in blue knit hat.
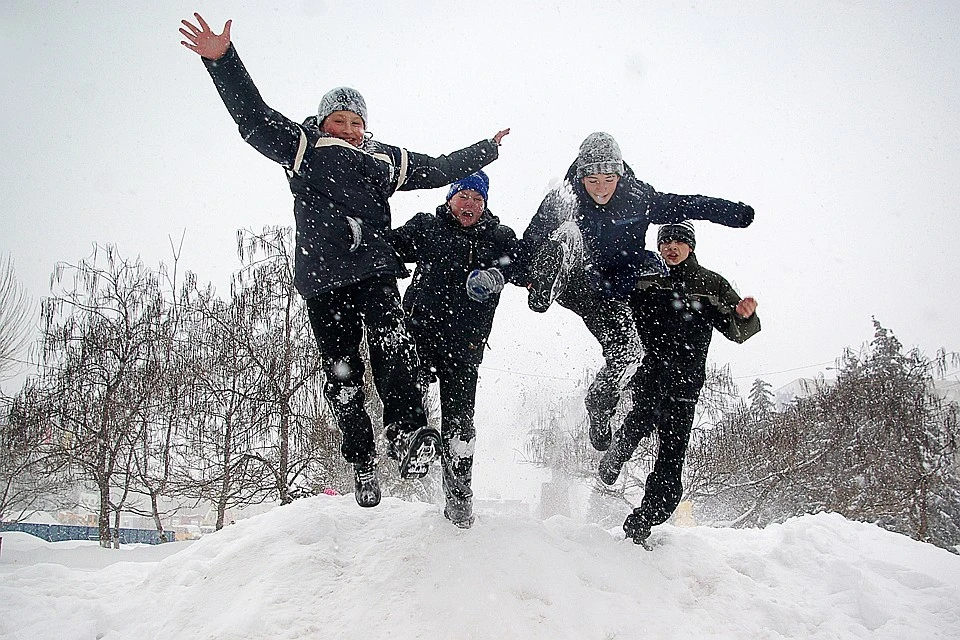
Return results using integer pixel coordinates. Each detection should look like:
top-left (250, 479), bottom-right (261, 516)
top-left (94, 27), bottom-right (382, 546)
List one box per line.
top-left (387, 171), bottom-right (520, 528)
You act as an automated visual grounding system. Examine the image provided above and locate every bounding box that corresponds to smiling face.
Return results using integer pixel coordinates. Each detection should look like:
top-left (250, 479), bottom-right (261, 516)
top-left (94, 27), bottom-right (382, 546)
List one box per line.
top-left (448, 189), bottom-right (485, 227)
top-left (321, 110), bottom-right (366, 147)
top-left (659, 239), bottom-right (692, 266)
top-left (581, 173), bottom-right (620, 205)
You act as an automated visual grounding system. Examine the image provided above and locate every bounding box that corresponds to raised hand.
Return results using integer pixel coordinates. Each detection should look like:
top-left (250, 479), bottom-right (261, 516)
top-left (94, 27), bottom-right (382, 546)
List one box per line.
top-left (180, 13), bottom-right (232, 60)
top-left (492, 128), bottom-right (511, 146)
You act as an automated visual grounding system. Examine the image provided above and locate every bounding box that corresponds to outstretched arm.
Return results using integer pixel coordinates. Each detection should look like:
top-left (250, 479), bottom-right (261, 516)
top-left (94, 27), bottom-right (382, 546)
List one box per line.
top-left (398, 129), bottom-right (509, 192)
top-left (180, 13), bottom-right (231, 60)
top-left (180, 14), bottom-right (301, 168)
top-left (644, 183), bottom-right (755, 229)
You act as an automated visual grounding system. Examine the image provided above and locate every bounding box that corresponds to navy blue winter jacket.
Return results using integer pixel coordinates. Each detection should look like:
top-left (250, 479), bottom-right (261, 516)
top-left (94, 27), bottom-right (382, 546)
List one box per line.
top-left (202, 45), bottom-right (499, 298)
top-left (519, 161), bottom-right (754, 299)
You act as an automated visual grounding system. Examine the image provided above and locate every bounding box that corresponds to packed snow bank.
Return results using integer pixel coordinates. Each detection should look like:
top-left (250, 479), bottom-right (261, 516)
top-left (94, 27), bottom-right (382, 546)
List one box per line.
top-left (1, 496), bottom-right (958, 639)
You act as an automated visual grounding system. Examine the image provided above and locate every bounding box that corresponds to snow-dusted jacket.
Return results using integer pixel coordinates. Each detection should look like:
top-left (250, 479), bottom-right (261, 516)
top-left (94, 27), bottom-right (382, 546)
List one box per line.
top-left (519, 161), bottom-right (754, 300)
top-left (629, 253), bottom-right (760, 401)
top-left (202, 45), bottom-right (499, 299)
top-left (387, 205), bottom-right (519, 364)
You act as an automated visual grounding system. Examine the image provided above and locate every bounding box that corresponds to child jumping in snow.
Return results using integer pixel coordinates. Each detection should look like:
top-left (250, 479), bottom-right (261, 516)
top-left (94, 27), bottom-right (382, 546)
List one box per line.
top-left (180, 13), bottom-right (509, 508)
top-left (387, 172), bottom-right (520, 528)
top-left (598, 222), bottom-right (760, 547)
top-left (518, 133), bottom-right (755, 459)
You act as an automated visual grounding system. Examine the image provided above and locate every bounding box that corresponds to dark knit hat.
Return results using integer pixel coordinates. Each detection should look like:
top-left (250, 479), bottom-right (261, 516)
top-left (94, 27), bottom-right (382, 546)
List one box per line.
top-left (576, 132), bottom-right (624, 178)
top-left (446, 170), bottom-right (489, 202)
top-left (317, 87), bottom-right (368, 126)
top-left (657, 221), bottom-right (696, 250)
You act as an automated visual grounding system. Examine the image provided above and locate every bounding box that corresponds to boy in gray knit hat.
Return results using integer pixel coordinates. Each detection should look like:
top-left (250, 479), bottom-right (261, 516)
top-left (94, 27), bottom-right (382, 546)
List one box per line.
top-left (181, 12), bottom-right (510, 509)
top-left (518, 132), bottom-right (755, 455)
top-left (576, 132), bottom-right (624, 179)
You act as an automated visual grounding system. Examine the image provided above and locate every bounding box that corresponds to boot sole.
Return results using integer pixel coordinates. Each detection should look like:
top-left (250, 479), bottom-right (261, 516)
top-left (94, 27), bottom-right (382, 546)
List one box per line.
top-left (399, 427), bottom-right (441, 479)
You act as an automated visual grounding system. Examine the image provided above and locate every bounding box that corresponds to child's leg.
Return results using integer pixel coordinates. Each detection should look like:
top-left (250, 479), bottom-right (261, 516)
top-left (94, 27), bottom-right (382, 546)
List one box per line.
top-left (305, 286), bottom-right (374, 464)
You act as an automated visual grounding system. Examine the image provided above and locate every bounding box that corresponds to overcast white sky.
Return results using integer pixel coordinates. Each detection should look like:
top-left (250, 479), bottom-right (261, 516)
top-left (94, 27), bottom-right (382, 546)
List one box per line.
top-left (2, 1), bottom-right (959, 394)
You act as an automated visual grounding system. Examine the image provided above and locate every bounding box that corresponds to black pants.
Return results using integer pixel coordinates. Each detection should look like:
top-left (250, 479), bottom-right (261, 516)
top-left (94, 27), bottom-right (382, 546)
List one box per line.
top-left (614, 361), bottom-right (698, 528)
top-left (559, 274), bottom-right (641, 423)
top-left (306, 276), bottom-right (426, 465)
top-left (418, 341), bottom-right (479, 516)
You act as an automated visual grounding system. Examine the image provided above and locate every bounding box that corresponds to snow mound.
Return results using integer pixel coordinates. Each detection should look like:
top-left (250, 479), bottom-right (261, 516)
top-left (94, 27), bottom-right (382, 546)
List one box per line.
top-left (2, 496), bottom-right (959, 639)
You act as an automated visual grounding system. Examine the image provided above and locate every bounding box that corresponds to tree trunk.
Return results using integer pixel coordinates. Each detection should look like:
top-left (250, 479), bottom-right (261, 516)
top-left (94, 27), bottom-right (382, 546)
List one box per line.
top-left (98, 478), bottom-right (112, 548)
top-left (150, 491), bottom-right (168, 543)
top-left (112, 508), bottom-right (122, 549)
top-left (278, 398), bottom-right (291, 505)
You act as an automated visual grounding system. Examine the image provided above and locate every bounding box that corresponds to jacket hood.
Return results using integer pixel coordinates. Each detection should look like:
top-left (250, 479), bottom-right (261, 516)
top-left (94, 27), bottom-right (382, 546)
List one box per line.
top-left (301, 115), bottom-right (374, 150)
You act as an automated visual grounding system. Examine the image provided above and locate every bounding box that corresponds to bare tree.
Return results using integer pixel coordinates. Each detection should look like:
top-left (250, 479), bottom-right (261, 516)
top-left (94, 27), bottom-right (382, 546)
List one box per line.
top-left (0, 381), bottom-right (70, 521)
top-left (232, 227), bottom-right (327, 504)
top-left (37, 245), bottom-right (167, 546)
top-left (0, 253), bottom-right (36, 381)
top-left (124, 252), bottom-right (196, 543)
top-left (172, 281), bottom-right (272, 530)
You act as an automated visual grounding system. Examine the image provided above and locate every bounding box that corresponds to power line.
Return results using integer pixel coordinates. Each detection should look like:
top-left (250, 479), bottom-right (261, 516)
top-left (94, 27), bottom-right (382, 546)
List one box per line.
top-left (731, 361), bottom-right (836, 380)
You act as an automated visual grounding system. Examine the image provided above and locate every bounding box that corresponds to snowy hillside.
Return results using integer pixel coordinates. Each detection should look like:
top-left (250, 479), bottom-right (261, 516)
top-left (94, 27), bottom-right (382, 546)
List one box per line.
top-left (2, 496), bottom-right (958, 640)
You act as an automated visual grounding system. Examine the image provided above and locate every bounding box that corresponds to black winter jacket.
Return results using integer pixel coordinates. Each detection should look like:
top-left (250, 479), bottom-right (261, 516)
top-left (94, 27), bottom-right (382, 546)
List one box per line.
top-left (520, 161), bottom-right (754, 300)
top-left (629, 253), bottom-right (760, 400)
top-left (203, 45), bottom-right (499, 299)
top-left (388, 205), bottom-right (519, 364)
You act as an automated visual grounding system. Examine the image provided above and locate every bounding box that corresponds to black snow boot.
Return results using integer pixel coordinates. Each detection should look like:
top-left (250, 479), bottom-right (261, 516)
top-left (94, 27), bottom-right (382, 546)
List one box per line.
top-left (623, 513), bottom-right (651, 548)
top-left (443, 500), bottom-right (475, 529)
top-left (586, 394), bottom-right (614, 452)
top-left (353, 459), bottom-right (381, 508)
top-left (598, 445), bottom-right (627, 486)
top-left (527, 239), bottom-right (565, 313)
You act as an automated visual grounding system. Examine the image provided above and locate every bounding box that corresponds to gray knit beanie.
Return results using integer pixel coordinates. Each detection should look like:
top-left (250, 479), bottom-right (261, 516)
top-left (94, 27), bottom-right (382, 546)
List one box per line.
top-left (576, 132), bottom-right (624, 178)
top-left (317, 87), bottom-right (368, 126)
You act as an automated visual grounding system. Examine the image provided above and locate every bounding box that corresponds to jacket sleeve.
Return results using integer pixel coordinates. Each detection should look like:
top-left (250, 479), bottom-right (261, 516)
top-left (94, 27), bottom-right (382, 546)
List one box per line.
top-left (645, 184), bottom-right (755, 229)
top-left (398, 140), bottom-right (500, 191)
top-left (385, 213), bottom-right (431, 264)
top-left (706, 276), bottom-right (761, 343)
top-left (202, 45), bottom-right (302, 168)
top-left (493, 225), bottom-right (523, 286)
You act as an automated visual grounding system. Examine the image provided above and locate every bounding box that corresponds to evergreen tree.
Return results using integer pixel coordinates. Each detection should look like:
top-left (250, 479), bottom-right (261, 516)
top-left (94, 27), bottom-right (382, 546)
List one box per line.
top-left (748, 378), bottom-right (774, 417)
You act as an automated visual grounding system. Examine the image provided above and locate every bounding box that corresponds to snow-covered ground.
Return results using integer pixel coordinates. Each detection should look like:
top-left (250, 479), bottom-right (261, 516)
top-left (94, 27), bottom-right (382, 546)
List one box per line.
top-left (2, 495), bottom-right (958, 640)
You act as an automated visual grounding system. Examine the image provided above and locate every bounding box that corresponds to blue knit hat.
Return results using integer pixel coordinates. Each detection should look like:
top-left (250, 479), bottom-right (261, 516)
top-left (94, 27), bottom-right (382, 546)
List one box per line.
top-left (446, 170), bottom-right (489, 203)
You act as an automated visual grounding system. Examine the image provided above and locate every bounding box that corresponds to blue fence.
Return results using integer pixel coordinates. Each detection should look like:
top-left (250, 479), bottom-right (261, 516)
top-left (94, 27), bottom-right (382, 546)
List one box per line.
top-left (0, 522), bottom-right (165, 545)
